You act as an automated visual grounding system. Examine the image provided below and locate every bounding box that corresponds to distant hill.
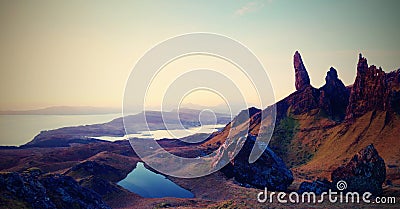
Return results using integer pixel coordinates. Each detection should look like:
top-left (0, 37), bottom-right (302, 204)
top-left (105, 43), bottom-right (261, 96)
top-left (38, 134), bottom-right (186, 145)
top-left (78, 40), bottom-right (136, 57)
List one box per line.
top-left (0, 106), bottom-right (120, 115)
top-left (180, 103), bottom-right (255, 115)
top-left (22, 108), bottom-right (232, 147)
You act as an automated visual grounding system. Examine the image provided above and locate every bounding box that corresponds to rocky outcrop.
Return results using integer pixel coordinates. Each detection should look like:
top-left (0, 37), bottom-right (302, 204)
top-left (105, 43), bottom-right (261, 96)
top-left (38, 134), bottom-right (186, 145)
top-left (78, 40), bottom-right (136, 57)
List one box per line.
top-left (386, 69), bottom-right (400, 114)
top-left (0, 168), bottom-right (110, 209)
top-left (346, 54), bottom-right (400, 119)
top-left (219, 135), bottom-right (293, 191)
top-left (64, 160), bottom-right (129, 198)
top-left (272, 52), bottom-right (320, 119)
top-left (277, 52), bottom-right (349, 119)
top-left (319, 67), bottom-right (350, 120)
top-left (79, 176), bottom-right (122, 196)
top-left (232, 107), bottom-right (261, 126)
top-left (283, 86), bottom-right (320, 115)
top-left (331, 144), bottom-right (386, 196)
top-left (294, 51), bottom-right (311, 91)
top-left (65, 161), bottom-right (123, 182)
top-left (291, 52), bottom-right (399, 120)
top-left (346, 54), bottom-right (387, 119)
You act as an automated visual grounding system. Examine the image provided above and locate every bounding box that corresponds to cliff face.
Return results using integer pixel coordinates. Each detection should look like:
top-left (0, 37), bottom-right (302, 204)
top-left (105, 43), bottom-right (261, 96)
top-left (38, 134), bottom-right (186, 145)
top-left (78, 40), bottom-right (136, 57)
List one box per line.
top-left (218, 134), bottom-right (294, 191)
top-left (0, 168), bottom-right (111, 209)
top-left (346, 54), bottom-right (400, 119)
top-left (346, 54), bottom-right (387, 119)
top-left (387, 69), bottom-right (400, 113)
top-left (207, 107), bottom-right (293, 191)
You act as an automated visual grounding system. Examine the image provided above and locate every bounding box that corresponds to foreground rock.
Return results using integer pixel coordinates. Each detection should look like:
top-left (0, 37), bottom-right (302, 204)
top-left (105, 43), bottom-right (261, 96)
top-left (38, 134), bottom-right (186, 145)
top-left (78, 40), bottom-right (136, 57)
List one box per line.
top-left (0, 168), bottom-right (110, 209)
top-left (298, 178), bottom-right (332, 195)
top-left (219, 135), bottom-right (293, 191)
top-left (331, 144), bottom-right (386, 196)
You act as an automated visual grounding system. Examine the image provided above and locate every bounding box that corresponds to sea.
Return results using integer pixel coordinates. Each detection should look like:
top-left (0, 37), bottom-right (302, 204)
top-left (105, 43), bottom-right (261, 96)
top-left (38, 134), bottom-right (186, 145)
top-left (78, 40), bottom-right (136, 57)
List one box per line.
top-left (0, 114), bottom-right (121, 146)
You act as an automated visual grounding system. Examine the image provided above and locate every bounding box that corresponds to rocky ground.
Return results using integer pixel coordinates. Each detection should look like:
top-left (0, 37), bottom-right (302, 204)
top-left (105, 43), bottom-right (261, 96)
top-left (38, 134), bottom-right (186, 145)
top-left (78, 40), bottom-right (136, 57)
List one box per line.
top-left (1, 140), bottom-right (398, 209)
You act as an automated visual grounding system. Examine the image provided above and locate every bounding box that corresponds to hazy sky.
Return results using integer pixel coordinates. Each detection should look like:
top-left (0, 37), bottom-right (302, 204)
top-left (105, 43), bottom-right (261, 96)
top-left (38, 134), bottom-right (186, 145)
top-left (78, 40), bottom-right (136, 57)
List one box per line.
top-left (1, 0), bottom-right (399, 111)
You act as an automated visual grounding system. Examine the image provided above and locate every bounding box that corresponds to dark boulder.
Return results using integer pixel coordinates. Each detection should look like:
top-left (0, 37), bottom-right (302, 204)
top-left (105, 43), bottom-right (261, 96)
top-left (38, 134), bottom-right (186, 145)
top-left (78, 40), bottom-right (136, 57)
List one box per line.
top-left (331, 144), bottom-right (386, 196)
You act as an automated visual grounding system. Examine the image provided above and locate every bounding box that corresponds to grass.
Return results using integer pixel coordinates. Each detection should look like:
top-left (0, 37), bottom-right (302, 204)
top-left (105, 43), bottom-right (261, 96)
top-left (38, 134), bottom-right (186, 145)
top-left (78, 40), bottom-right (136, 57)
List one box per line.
top-left (269, 115), bottom-right (300, 167)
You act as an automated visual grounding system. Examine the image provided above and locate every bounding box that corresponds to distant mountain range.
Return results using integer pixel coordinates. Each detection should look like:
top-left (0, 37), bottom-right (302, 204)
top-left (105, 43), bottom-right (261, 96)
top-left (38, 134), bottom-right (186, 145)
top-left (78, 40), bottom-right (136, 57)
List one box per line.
top-left (179, 103), bottom-right (255, 115)
top-left (0, 106), bottom-right (121, 115)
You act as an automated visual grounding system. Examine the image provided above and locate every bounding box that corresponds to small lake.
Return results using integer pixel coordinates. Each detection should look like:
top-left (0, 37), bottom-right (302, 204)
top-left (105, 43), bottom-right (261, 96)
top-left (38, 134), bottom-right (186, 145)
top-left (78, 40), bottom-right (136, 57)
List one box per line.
top-left (117, 162), bottom-right (194, 198)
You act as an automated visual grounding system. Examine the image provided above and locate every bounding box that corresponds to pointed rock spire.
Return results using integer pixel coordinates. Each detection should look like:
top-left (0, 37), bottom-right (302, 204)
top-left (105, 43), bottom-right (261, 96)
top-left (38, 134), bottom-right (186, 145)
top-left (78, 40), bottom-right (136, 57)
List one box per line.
top-left (294, 51), bottom-right (311, 90)
top-left (357, 53), bottom-right (369, 74)
top-left (319, 67), bottom-right (349, 120)
top-left (325, 67), bottom-right (338, 83)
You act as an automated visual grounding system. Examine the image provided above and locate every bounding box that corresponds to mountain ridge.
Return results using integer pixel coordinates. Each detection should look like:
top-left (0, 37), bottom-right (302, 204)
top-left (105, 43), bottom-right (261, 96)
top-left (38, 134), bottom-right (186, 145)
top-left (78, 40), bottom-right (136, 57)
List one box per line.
top-left (0, 106), bottom-right (120, 115)
top-left (204, 51), bottom-right (400, 184)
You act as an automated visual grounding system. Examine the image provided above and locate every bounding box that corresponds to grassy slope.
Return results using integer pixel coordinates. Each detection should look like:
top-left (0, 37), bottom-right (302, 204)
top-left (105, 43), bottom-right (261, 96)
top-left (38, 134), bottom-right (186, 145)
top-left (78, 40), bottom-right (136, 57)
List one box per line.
top-left (294, 111), bottom-right (400, 182)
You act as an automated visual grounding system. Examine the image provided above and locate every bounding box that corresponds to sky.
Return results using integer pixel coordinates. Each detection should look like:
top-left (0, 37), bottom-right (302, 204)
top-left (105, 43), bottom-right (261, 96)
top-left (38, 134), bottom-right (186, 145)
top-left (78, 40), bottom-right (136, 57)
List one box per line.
top-left (0, 0), bottom-right (399, 111)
